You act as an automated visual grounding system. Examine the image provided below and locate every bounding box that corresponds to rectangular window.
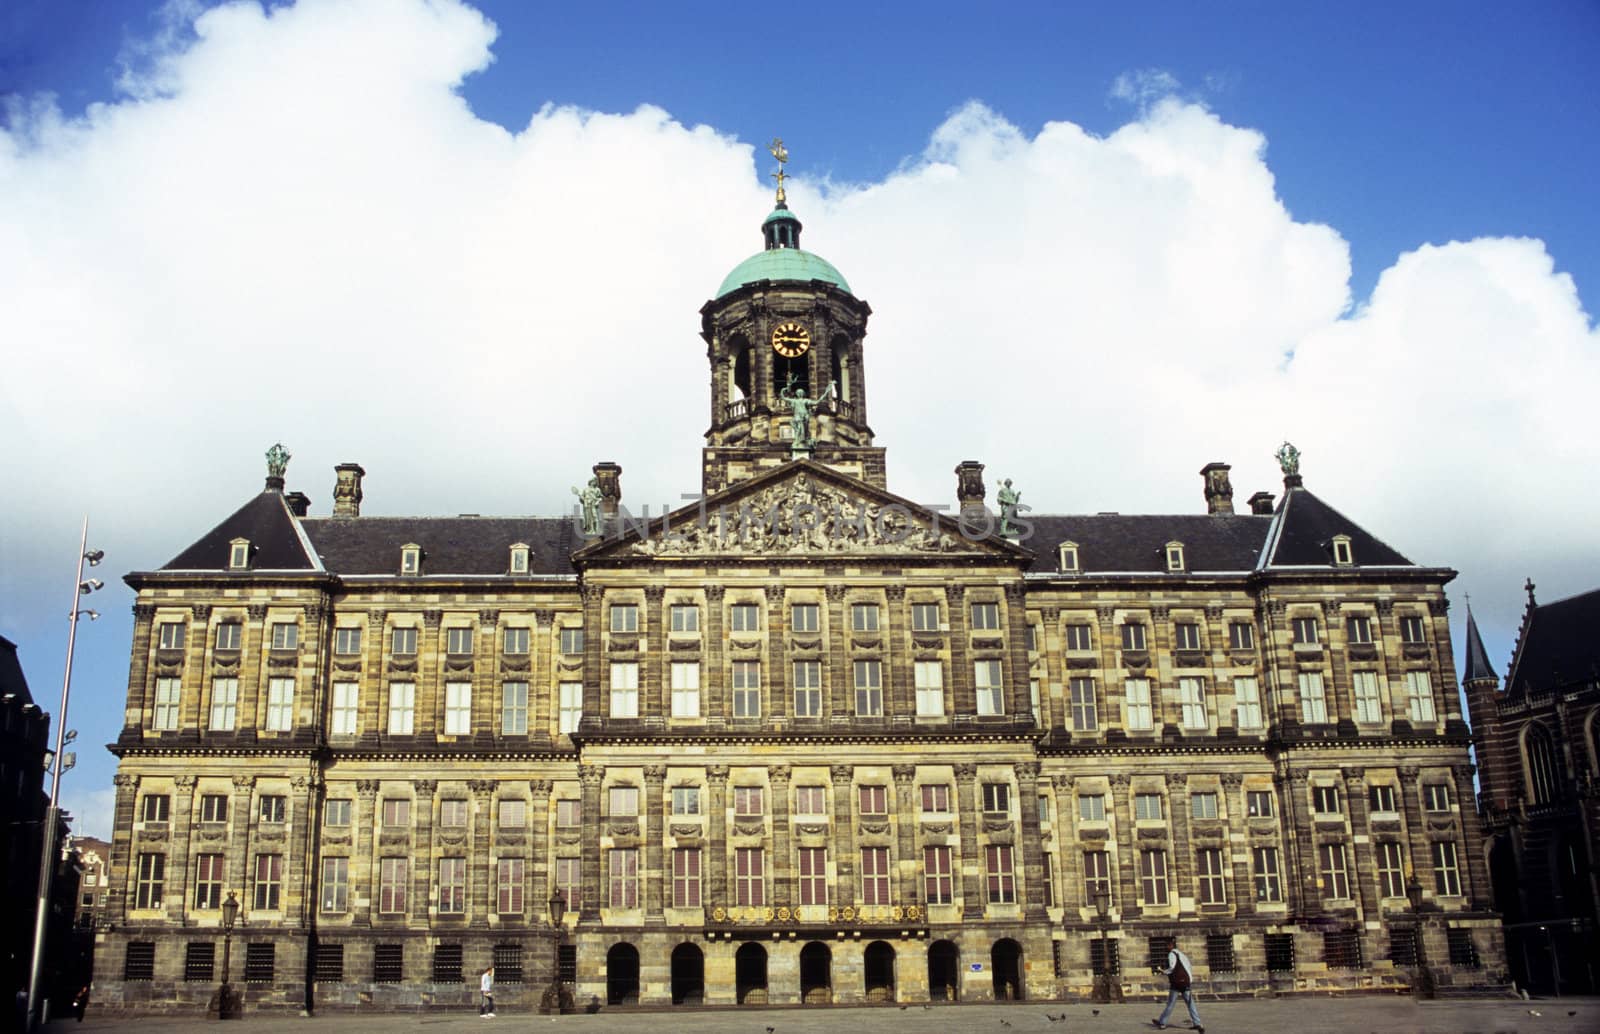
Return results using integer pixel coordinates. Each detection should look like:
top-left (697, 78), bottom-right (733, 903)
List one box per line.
top-left (373, 945), bottom-right (403, 984)
top-left (1174, 622), bottom-right (1201, 650)
top-left (734, 847), bottom-right (764, 906)
top-left (670, 662), bottom-right (701, 718)
top-left (140, 794), bottom-right (171, 823)
top-left (200, 794), bottom-right (228, 823)
top-left (733, 786), bottom-right (765, 821)
top-left (1400, 615), bottom-right (1426, 644)
top-left (559, 627), bottom-right (584, 654)
top-left (1123, 677), bottom-right (1152, 730)
top-left (1375, 840), bottom-right (1406, 899)
top-left (194, 854), bottom-right (225, 909)
top-left (970, 602), bottom-right (1000, 630)
top-left (982, 782), bottom-right (1010, 815)
top-left (185, 942), bottom-right (216, 983)
top-left (1447, 928), bottom-right (1481, 969)
top-left (501, 681), bottom-right (529, 735)
top-left (920, 784), bottom-right (951, 813)
top-left (438, 857), bottom-right (467, 913)
top-left (1026, 624), bottom-right (1039, 653)
top-left (1031, 678), bottom-right (1041, 726)
top-left (855, 784), bottom-right (888, 818)
top-left (502, 626), bottom-right (530, 655)
top-left (1369, 784), bottom-right (1398, 814)
top-left (799, 846), bottom-right (829, 905)
top-left (381, 798), bottom-right (410, 828)
top-left (1298, 671), bottom-right (1328, 724)
top-left (791, 604), bottom-right (819, 632)
top-left (1233, 676), bottom-right (1262, 729)
top-left (498, 798), bottom-right (526, 829)
top-left (975, 660), bottom-right (1005, 716)
top-left (1037, 793), bottom-right (1052, 823)
top-left (1323, 929), bottom-right (1363, 970)
top-left (854, 660), bottom-right (883, 716)
top-left (387, 681), bottom-right (415, 735)
top-left (1320, 842), bottom-right (1352, 900)
top-left (985, 844), bottom-right (1016, 903)
top-left (670, 604), bottom-right (699, 633)
top-left (610, 605), bottom-right (639, 633)
top-left (671, 786), bottom-right (700, 815)
top-left (910, 602), bottom-right (940, 632)
top-left (1352, 670), bottom-right (1383, 723)
top-left (860, 846), bottom-right (892, 905)
top-left (210, 677), bottom-right (239, 731)
top-left (729, 603), bottom-right (760, 632)
top-left (153, 678), bottom-right (181, 731)
top-left (1423, 784), bottom-right (1451, 812)
top-left (558, 682), bottom-right (583, 733)
top-left (258, 795), bottom-right (286, 823)
top-left (608, 848), bottom-right (639, 908)
top-left (1431, 841), bottom-right (1462, 896)
top-left (794, 786), bottom-right (826, 816)
top-left (1253, 846), bottom-right (1282, 902)
top-left (671, 848), bottom-right (701, 907)
top-left (265, 677), bottom-right (294, 731)
top-left (914, 660), bottom-right (944, 716)
top-left (1139, 849), bottom-right (1169, 906)
top-left (556, 799), bottom-right (581, 828)
top-left (555, 857), bottom-right (581, 912)
top-left (1084, 849), bottom-right (1111, 903)
top-left (609, 662), bottom-right (639, 718)
top-left (1345, 615), bottom-right (1373, 645)
top-left (1292, 616), bottom-right (1320, 645)
top-left (851, 603), bottom-right (881, 632)
top-left (793, 660), bottom-right (822, 717)
top-left (321, 857), bottom-right (349, 913)
top-left (379, 857), bottom-right (408, 914)
top-left (1191, 792), bottom-right (1219, 819)
top-left (253, 853), bottom-right (283, 910)
top-left (331, 681), bottom-right (359, 736)
top-left (608, 786), bottom-right (639, 818)
top-left (1228, 622), bottom-right (1255, 650)
top-left (159, 621), bottom-right (187, 650)
top-left (1121, 623), bottom-right (1146, 651)
top-left (444, 681), bottom-right (472, 735)
top-left (391, 627), bottom-right (417, 655)
top-left (334, 627), bottom-right (362, 655)
top-left (1196, 846), bottom-right (1227, 905)
top-left (1078, 794), bottom-right (1106, 821)
top-left (923, 845), bottom-right (953, 905)
top-left (1245, 789), bottom-right (1273, 818)
top-left (270, 621), bottom-right (298, 650)
top-left (1179, 677), bottom-right (1207, 729)
top-left (1068, 677), bottom-right (1098, 731)
top-left (1135, 793), bottom-right (1164, 821)
top-left (1313, 785), bottom-right (1342, 814)
top-left (244, 943), bottom-right (276, 984)
top-left (1406, 671), bottom-right (1437, 722)
top-left (732, 660), bottom-right (761, 719)
top-left (215, 622), bottom-right (241, 651)
top-left (1064, 623), bottom-right (1093, 651)
top-left (496, 858), bottom-right (524, 915)
top-left (439, 798), bottom-right (468, 828)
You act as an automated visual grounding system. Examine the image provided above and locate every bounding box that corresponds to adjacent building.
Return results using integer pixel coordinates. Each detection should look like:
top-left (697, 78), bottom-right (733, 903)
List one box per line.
top-left (1, 635), bottom-right (51, 1001)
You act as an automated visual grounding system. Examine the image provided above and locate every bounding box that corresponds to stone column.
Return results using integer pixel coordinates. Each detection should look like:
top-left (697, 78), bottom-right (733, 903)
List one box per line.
top-left (704, 586), bottom-right (726, 728)
top-left (1285, 770), bottom-right (1317, 915)
top-left (1096, 604), bottom-right (1121, 734)
top-left (955, 763), bottom-right (983, 917)
top-left (1016, 762), bottom-right (1047, 920)
top-left (1397, 765), bottom-right (1428, 898)
top-left (181, 604), bottom-right (210, 731)
top-left (287, 773), bottom-right (318, 926)
top-left (412, 779), bottom-right (437, 920)
top-left (644, 765), bottom-right (667, 919)
top-left (579, 765), bottom-right (604, 921)
top-left (770, 765), bottom-right (792, 909)
top-left (946, 587), bottom-right (972, 719)
top-left (766, 585), bottom-right (788, 724)
top-left (1220, 774), bottom-right (1253, 912)
top-left (580, 586), bottom-right (604, 733)
top-left (125, 603), bottom-right (157, 738)
top-left (420, 609), bottom-right (443, 741)
top-left (706, 766), bottom-right (729, 905)
top-left (1166, 773), bottom-right (1193, 915)
top-left (1109, 773), bottom-right (1139, 917)
top-left (1038, 606), bottom-right (1061, 730)
top-left (1343, 768), bottom-right (1379, 920)
top-left (1431, 598), bottom-right (1464, 725)
top-left (476, 609), bottom-right (498, 739)
top-left (826, 586), bottom-right (850, 723)
top-left (1004, 584), bottom-right (1032, 722)
top-left (831, 764), bottom-right (857, 906)
top-left (106, 773), bottom-right (139, 925)
top-left (228, 775), bottom-right (256, 915)
top-left (529, 779), bottom-right (553, 903)
top-left (355, 780), bottom-right (379, 926)
top-left (531, 609), bottom-right (554, 742)
top-left (644, 587), bottom-right (666, 726)
top-left (1452, 763), bottom-right (1492, 907)
top-left (885, 586), bottom-right (909, 723)
top-left (470, 779), bottom-right (495, 923)
top-left (364, 609), bottom-right (386, 740)
top-left (240, 604), bottom-right (268, 742)
top-left (170, 775), bottom-right (197, 922)
top-left (892, 765), bottom-right (918, 905)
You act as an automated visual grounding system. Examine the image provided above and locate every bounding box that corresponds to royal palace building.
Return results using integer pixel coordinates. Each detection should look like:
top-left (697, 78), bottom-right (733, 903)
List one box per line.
top-left (97, 167), bottom-right (1506, 1013)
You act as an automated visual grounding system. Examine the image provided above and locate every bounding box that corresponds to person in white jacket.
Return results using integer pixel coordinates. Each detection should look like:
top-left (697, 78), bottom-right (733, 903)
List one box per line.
top-left (479, 966), bottom-right (495, 1018)
top-left (1152, 937), bottom-right (1202, 1031)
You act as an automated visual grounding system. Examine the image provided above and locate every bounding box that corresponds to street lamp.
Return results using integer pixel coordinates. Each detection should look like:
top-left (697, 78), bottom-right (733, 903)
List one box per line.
top-left (1404, 874), bottom-right (1435, 1000)
top-left (26, 518), bottom-right (102, 1033)
top-left (1092, 886), bottom-right (1121, 1003)
top-left (209, 891), bottom-right (241, 1019)
top-left (540, 889), bottom-right (572, 1015)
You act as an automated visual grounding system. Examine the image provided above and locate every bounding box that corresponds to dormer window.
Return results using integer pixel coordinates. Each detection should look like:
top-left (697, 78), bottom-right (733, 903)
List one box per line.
top-left (1058, 541), bottom-right (1079, 573)
top-left (1165, 541), bottom-right (1186, 572)
top-left (229, 538), bottom-right (250, 570)
top-left (509, 543), bottom-right (530, 575)
top-left (400, 543), bottom-right (422, 575)
top-left (1330, 535), bottom-right (1354, 566)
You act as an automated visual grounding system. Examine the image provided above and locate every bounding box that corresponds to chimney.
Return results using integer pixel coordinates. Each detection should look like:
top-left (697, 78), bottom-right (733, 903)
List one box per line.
top-left (332, 463), bottom-right (365, 519)
top-left (1200, 462), bottom-right (1234, 515)
top-left (284, 492), bottom-right (310, 517)
top-left (593, 462), bottom-right (622, 520)
top-left (1247, 491), bottom-right (1275, 515)
top-left (954, 460), bottom-right (986, 516)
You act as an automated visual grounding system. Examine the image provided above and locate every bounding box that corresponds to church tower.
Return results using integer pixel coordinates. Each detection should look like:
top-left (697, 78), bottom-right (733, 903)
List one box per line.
top-left (698, 140), bottom-right (885, 494)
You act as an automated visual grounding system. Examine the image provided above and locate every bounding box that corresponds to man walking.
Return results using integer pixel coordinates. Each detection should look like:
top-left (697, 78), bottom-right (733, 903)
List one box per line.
top-left (479, 965), bottom-right (495, 1018)
top-left (1152, 936), bottom-right (1202, 1032)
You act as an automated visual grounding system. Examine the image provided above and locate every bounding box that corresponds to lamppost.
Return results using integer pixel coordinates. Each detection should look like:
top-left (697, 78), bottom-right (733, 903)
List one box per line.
top-left (1405, 874), bottom-right (1435, 1000)
top-left (540, 889), bottom-right (572, 1015)
top-left (26, 519), bottom-right (102, 1033)
top-left (1092, 886), bottom-right (1121, 1003)
top-left (208, 891), bottom-right (241, 1019)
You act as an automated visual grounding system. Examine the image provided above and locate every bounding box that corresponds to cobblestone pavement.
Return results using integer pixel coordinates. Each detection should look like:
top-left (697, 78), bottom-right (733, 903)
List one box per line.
top-left (49, 997), bottom-right (1600, 1034)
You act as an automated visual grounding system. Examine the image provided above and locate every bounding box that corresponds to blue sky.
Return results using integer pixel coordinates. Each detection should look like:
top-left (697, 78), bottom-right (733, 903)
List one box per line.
top-left (2, 0), bottom-right (1596, 838)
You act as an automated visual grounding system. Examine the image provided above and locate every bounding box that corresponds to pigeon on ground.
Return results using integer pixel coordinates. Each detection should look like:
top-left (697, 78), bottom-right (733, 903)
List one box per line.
top-left (1092, 1009), bottom-right (1101, 1016)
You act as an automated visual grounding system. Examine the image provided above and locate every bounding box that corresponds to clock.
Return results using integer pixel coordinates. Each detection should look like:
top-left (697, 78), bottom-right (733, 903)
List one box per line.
top-left (771, 321), bottom-right (811, 358)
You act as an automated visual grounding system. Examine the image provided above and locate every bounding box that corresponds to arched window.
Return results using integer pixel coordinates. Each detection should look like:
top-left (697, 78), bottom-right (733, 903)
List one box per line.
top-left (731, 337), bottom-right (752, 401)
top-left (830, 338), bottom-right (850, 400)
top-left (1523, 723), bottom-right (1562, 805)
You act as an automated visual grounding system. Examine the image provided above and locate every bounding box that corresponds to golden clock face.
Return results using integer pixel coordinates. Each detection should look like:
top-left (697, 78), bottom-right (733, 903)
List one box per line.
top-left (771, 321), bottom-right (811, 358)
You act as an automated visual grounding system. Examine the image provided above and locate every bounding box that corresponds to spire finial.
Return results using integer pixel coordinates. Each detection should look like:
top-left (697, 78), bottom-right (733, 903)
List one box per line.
top-left (1525, 577), bottom-right (1536, 606)
top-left (768, 137), bottom-right (789, 205)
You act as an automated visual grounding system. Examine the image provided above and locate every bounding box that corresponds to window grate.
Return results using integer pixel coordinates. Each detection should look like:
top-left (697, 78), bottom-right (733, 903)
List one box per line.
top-left (1145, 936), bottom-right (1170, 971)
top-left (1322, 929), bottom-right (1364, 970)
top-left (1387, 927), bottom-right (1418, 967)
top-left (373, 944), bottom-right (403, 984)
top-left (1447, 928), bottom-right (1481, 968)
top-left (1205, 934), bottom-right (1236, 972)
top-left (1264, 933), bottom-right (1295, 973)
top-left (432, 943), bottom-right (463, 984)
top-left (184, 942), bottom-right (215, 982)
top-left (558, 944), bottom-right (577, 983)
top-left (493, 944), bottom-right (524, 984)
top-left (124, 942), bottom-right (156, 981)
top-left (243, 943), bottom-right (276, 983)
top-left (314, 943), bottom-right (344, 983)
top-left (1090, 937), bottom-right (1120, 976)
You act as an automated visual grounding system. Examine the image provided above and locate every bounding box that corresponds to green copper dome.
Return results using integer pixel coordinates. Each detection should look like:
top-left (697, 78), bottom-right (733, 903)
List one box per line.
top-left (716, 248), bottom-right (852, 299)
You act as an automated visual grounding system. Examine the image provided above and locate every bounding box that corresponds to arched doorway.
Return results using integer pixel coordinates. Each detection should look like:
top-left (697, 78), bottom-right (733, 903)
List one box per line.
top-left (927, 940), bottom-right (959, 1002)
top-left (735, 943), bottom-right (768, 1005)
top-left (800, 941), bottom-right (832, 1004)
top-left (864, 941), bottom-right (896, 1002)
top-left (991, 939), bottom-right (1023, 1001)
top-left (670, 943), bottom-right (704, 1006)
top-left (605, 943), bottom-right (640, 1006)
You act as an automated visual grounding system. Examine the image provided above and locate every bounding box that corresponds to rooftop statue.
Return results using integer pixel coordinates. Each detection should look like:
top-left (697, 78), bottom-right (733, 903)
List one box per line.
top-left (265, 442), bottom-right (291, 479)
top-left (1275, 441), bottom-right (1301, 477)
top-left (572, 477), bottom-right (603, 538)
top-left (768, 137), bottom-right (789, 204)
top-left (779, 374), bottom-right (835, 454)
top-left (997, 478), bottom-right (1022, 536)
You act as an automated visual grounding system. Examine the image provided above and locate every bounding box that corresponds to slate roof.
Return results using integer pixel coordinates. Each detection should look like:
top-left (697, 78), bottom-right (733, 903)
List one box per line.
top-left (0, 635), bottom-right (34, 706)
top-left (299, 517), bottom-right (577, 576)
top-left (1263, 487), bottom-right (1413, 568)
top-left (1462, 608), bottom-right (1498, 682)
top-left (1024, 514), bottom-right (1271, 574)
top-left (162, 491), bottom-right (320, 572)
top-left (1505, 588), bottom-right (1600, 698)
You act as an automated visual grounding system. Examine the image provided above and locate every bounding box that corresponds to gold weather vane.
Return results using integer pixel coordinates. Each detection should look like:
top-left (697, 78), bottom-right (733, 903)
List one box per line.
top-left (769, 137), bottom-right (789, 203)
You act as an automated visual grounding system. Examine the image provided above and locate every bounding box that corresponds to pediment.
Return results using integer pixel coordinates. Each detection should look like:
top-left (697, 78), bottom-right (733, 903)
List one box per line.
top-left (575, 460), bottom-right (1031, 563)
